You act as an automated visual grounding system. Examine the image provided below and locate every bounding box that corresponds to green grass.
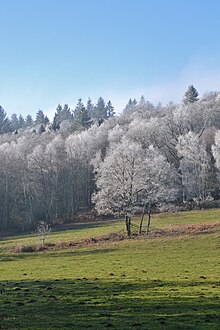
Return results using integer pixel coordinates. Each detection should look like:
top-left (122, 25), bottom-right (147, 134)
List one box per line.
top-left (0, 220), bottom-right (124, 252)
top-left (151, 208), bottom-right (220, 227)
top-left (1, 208), bottom-right (219, 252)
top-left (0, 209), bottom-right (220, 329)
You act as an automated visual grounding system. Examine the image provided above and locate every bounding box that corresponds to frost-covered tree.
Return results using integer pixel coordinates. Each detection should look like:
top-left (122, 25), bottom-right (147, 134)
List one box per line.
top-left (18, 114), bottom-right (26, 128)
top-left (1, 87), bottom-right (220, 233)
top-left (25, 114), bottom-right (34, 127)
top-left (106, 100), bottom-right (115, 118)
top-left (86, 98), bottom-right (94, 117)
top-left (126, 117), bottom-right (161, 149)
top-left (27, 135), bottom-right (66, 224)
top-left (93, 97), bottom-right (107, 122)
top-left (176, 131), bottom-right (211, 201)
top-left (52, 104), bottom-right (62, 130)
top-left (182, 85), bottom-right (199, 105)
top-left (65, 130), bottom-right (96, 212)
top-left (123, 98), bottom-right (137, 113)
top-left (53, 104), bottom-right (73, 129)
top-left (139, 95), bottom-right (145, 106)
top-left (11, 113), bottom-right (19, 131)
top-left (35, 109), bottom-right (46, 125)
top-left (93, 139), bottom-right (178, 235)
top-left (92, 140), bottom-right (143, 235)
top-left (137, 146), bottom-right (178, 233)
top-left (73, 98), bottom-right (92, 130)
top-left (0, 106), bottom-right (12, 134)
top-left (212, 130), bottom-right (220, 171)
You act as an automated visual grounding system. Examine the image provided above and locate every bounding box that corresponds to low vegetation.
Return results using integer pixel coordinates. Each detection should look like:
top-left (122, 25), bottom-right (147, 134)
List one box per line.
top-left (0, 209), bottom-right (220, 329)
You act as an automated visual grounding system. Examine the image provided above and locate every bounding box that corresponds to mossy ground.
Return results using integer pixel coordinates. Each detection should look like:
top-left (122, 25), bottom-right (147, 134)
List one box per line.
top-left (0, 209), bottom-right (220, 329)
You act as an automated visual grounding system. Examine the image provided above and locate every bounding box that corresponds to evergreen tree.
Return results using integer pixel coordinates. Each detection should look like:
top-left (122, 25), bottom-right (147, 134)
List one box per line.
top-left (52, 103), bottom-right (73, 130)
top-left (106, 100), bottom-right (115, 118)
top-left (86, 98), bottom-right (94, 117)
top-left (124, 98), bottom-right (137, 112)
top-left (0, 106), bottom-right (7, 131)
top-left (35, 109), bottom-right (46, 125)
top-left (73, 98), bottom-right (92, 130)
top-left (56, 103), bottom-right (62, 116)
top-left (62, 104), bottom-right (73, 121)
top-left (0, 106), bottom-right (12, 133)
top-left (44, 116), bottom-right (49, 125)
top-left (11, 113), bottom-right (19, 131)
top-left (139, 95), bottom-right (145, 106)
top-left (52, 104), bottom-right (62, 130)
top-left (74, 98), bottom-right (84, 117)
top-left (80, 107), bottom-right (92, 129)
top-left (93, 97), bottom-right (107, 121)
top-left (52, 113), bottom-right (60, 131)
top-left (25, 114), bottom-right (34, 127)
top-left (182, 85), bottom-right (199, 105)
top-left (18, 114), bottom-right (25, 128)
top-left (2, 117), bottom-right (12, 133)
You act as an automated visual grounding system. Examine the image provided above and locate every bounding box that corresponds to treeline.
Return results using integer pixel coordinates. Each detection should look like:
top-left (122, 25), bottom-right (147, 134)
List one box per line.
top-left (1, 86), bottom-right (220, 232)
top-left (0, 97), bottom-right (115, 135)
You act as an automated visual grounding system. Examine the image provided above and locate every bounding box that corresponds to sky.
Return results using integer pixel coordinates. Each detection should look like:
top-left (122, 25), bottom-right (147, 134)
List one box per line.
top-left (1, 0), bottom-right (220, 119)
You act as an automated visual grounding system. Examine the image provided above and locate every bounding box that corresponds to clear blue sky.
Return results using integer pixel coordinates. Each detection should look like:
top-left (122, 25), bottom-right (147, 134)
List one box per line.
top-left (1, 0), bottom-right (220, 118)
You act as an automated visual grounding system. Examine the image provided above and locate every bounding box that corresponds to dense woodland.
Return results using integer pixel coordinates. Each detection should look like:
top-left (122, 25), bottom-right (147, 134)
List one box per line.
top-left (1, 86), bottom-right (220, 232)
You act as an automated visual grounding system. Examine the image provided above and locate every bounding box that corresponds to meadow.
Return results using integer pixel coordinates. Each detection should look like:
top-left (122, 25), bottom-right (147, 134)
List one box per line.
top-left (0, 209), bottom-right (220, 329)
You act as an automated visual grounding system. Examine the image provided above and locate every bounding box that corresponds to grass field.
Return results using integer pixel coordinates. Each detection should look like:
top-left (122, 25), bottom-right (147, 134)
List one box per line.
top-left (0, 209), bottom-right (220, 329)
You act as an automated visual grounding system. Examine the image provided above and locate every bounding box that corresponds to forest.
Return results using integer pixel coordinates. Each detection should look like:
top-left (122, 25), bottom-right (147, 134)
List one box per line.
top-left (1, 85), bottom-right (220, 232)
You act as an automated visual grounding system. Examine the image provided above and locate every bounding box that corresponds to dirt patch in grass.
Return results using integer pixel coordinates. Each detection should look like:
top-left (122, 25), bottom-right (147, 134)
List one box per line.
top-left (56, 232), bottom-right (126, 248)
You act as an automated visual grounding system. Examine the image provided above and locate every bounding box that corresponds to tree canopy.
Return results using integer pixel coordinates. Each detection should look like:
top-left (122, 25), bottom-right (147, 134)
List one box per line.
top-left (1, 89), bottom-right (220, 232)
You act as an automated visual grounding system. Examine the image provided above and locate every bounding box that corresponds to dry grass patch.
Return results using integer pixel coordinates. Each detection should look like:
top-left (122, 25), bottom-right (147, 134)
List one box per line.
top-left (10, 221), bottom-right (220, 253)
top-left (148, 221), bottom-right (220, 238)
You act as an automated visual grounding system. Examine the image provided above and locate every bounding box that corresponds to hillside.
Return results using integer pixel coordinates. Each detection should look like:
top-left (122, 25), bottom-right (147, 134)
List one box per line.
top-left (0, 209), bottom-right (220, 329)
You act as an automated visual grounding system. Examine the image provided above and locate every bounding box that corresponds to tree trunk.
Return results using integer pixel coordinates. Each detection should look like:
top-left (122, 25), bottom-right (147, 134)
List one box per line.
top-left (146, 204), bottom-right (151, 235)
top-left (3, 177), bottom-right (9, 230)
top-left (125, 215), bottom-right (131, 236)
top-left (139, 203), bottom-right (146, 235)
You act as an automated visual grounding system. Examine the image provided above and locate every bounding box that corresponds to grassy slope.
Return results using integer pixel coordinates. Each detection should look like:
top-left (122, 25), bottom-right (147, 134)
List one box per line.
top-left (0, 209), bottom-right (220, 329)
top-left (1, 208), bottom-right (220, 251)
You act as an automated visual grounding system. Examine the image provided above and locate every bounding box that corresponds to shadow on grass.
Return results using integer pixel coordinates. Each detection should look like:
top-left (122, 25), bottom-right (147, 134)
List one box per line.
top-left (0, 278), bottom-right (219, 329)
top-left (0, 219), bottom-right (123, 243)
top-left (54, 219), bottom-right (122, 231)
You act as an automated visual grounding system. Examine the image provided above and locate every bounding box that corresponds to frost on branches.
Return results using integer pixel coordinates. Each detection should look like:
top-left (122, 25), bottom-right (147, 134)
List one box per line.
top-left (176, 131), bottom-right (211, 201)
top-left (92, 139), bottom-right (178, 235)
